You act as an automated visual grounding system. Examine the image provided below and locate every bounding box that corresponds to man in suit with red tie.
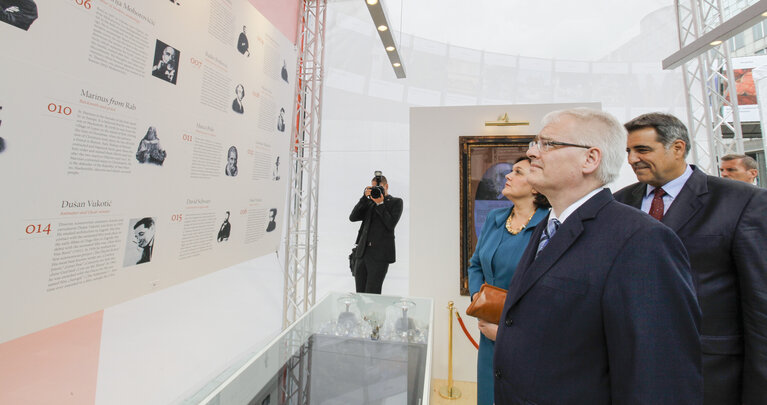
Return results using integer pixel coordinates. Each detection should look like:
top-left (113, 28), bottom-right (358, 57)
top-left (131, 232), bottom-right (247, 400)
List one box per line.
top-left (493, 108), bottom-right (702, 404)
top-left (614, 112), bottom-right (767, 405)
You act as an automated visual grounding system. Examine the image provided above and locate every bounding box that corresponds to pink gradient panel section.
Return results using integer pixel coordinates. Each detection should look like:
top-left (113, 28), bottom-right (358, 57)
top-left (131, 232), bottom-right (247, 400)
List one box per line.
top-left (0, 311), bottom-right (103, 405)
top-left (248, 0), bottom-right (301, 44)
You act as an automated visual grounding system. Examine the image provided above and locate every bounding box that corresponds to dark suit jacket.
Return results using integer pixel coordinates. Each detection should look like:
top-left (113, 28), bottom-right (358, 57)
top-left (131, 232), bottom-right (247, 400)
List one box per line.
top-left (494, 189), bottom-right (702, 405)
top-left (349, 194), bottom-right (403, 263)
top-left (614, 166), bottom-right (767, 405)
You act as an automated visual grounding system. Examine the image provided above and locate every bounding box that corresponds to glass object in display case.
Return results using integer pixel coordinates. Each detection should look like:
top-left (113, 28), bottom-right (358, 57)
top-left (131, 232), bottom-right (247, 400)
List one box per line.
top-left (184, 292), bottom-right (434, 405)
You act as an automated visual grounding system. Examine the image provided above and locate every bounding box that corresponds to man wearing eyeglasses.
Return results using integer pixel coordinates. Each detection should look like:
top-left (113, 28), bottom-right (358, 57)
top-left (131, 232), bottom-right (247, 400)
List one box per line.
top-left (614, 112), bottom-right (767, 405)
top-left (493, 108), bottom-right (702, 404)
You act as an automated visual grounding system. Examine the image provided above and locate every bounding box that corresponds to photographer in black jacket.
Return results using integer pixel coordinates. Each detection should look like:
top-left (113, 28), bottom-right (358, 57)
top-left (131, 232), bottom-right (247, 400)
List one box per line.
top-left (349, 172), bottom-right (403, 294)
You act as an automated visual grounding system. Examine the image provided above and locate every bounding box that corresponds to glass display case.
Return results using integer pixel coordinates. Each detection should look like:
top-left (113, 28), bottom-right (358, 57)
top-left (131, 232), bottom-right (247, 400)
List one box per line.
top-left (184, 292), bottom-right (434, 405)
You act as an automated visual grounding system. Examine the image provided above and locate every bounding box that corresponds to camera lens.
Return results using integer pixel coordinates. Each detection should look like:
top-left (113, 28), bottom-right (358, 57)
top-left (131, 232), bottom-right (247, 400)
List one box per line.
top-left (370, 187), bottom-right (381, 199)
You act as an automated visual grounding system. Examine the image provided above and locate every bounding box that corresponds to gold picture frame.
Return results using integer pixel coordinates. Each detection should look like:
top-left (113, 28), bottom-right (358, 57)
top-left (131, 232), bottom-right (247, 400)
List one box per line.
top-left (459, 135), bottom-right (534, 295)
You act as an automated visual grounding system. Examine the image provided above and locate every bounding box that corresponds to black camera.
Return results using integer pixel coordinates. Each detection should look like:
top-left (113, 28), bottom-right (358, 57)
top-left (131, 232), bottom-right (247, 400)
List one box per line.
top-left (370, 170), bottom-right (385, 199)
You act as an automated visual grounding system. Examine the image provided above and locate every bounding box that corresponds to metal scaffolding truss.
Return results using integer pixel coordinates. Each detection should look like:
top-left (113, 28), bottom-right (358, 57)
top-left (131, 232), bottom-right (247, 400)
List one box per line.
top-left (279, 332), bottom-right (312, 405)
top-left (283, 0), bottom-right (328, 328)
top-left (676, 0), bottom-right (745, 175)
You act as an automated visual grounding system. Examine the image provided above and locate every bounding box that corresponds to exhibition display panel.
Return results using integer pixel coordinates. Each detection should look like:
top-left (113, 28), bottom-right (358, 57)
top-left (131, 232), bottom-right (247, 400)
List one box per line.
top-left (186, 292), bottom-right (434, 405)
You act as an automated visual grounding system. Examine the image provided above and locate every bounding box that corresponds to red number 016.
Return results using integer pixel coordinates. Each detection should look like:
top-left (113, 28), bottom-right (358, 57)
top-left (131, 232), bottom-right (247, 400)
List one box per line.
top-left (26, 224), bottom-right (52, 235)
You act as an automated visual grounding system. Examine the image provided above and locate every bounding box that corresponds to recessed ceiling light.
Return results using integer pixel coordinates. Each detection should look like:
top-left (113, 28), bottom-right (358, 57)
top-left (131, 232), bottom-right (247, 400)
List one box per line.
top-left (377, 25), bottom-right (388, 32)
top-left (710, 40), bottom-right (723, 46)
top-left (762, 11), bottom-right (767, 17)
top-left (393, 62), bottom-right (401, 67)
top-left (386, 46), bottom-right (395, 51)
top-left (366, 0), bottom-right (378, 4)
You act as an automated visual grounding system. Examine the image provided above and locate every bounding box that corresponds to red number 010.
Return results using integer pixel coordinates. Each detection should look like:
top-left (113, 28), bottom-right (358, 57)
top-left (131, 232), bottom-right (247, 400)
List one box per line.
top-left (48, 103), bottom-right (72, 115)
top-left (75, 0), bottom-right (92, 9)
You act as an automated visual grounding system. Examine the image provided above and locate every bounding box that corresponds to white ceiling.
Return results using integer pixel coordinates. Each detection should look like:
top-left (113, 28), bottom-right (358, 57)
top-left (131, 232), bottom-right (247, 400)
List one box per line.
top-left (334, 0), bottom-right (675, 60)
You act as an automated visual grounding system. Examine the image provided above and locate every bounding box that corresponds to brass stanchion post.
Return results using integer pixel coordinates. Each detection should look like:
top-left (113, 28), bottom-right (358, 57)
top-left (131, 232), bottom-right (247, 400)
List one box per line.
top-left (438, 301), bottom-right (461, 399)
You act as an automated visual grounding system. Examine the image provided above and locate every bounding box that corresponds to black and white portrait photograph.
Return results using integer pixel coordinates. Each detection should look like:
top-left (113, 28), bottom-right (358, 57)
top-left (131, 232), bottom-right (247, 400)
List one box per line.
top-left (136, 126), bottom-right (166, 165)
top-left (124, 217), bottom-right (156, 267)
top-left (225, 145), bottom-right (238, 177)
top-left (277, 108), bottom-right (286, 132)
top-left (272, 156), bottom-right (280, 181)
top-left (217, 211), bottom-right (231, 242)
top-left (237, 25), bottom-right (250, 57)
top-left (266, 208), bottom-right (277, 232)
top-left (151, 40), bottom-right (180, 85)
top-left (0, 0), bottom-right (38, 31)
top-left (232, 84), bottom-right (245, 114)
top-left (281, 60), bottom-right (288, 83)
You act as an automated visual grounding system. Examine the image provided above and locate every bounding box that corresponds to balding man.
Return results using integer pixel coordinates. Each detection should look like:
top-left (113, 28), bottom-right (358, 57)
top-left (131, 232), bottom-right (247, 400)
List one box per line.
top-left (494, 108), bottom-right (701, 404)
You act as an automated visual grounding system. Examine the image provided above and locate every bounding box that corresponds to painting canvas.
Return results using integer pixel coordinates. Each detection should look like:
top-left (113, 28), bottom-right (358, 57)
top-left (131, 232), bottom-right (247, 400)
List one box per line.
top-left (459, 135), bottom-right (534, 295)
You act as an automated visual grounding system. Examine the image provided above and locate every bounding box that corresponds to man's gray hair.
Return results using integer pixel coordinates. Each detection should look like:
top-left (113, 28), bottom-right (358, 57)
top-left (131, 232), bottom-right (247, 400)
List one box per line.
top-left (721, 153), bottom-right (758, 170)
top-left (624, 112), bottom-right (691, 157)
top-left (541, 108), bottom-right (627, 185)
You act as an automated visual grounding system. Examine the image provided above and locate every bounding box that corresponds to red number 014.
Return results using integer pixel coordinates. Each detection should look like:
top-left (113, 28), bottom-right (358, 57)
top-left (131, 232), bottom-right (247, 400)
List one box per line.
top-left (26, 224), bottom-right (52, 235)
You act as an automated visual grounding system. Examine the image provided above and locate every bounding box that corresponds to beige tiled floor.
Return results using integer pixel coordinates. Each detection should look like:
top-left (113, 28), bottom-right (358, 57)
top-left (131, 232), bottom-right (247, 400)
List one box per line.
top-left (430, 379), bottom-right (477, 405)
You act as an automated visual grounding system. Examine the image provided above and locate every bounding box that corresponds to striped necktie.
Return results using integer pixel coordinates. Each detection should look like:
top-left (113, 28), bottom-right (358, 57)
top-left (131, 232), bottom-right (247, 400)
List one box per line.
top-left (535, 218), bottom-right (561, 259)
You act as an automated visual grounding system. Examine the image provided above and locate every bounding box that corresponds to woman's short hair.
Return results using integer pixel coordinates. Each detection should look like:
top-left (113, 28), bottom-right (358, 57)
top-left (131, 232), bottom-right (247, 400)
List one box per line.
top-left (514, 156), bottom-right (551, 209)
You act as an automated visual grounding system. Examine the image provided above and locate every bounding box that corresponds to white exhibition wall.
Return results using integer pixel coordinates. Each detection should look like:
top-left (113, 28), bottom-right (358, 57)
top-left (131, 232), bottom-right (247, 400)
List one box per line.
top-left (0, 0), bottom-right (295, 344)
top-left (317, 2), bottom-right (689, 382)
top-left (0, 0), bottom-right (299, 403)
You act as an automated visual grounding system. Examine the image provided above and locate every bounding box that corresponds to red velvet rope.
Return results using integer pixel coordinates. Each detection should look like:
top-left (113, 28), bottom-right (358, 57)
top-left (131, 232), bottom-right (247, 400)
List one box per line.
top-left (455, 311), bottom-right (479, 350)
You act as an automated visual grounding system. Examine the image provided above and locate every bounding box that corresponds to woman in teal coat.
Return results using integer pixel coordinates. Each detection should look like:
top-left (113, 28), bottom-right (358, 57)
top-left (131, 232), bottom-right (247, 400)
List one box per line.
top-left (467, 157), bottom-right (550, 405)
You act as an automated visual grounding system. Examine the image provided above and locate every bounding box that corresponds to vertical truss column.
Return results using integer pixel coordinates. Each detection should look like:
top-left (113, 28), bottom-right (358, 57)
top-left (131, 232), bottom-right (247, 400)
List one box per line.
top-left (676, 0), bottom-right (745, 175)
top-left (283, 0), bottom-right (328, 328)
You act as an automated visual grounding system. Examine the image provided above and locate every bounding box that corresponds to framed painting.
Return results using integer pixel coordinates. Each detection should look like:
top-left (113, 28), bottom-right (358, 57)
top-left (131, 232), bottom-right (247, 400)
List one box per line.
top-left (459, 135), bottom-right (535, 296)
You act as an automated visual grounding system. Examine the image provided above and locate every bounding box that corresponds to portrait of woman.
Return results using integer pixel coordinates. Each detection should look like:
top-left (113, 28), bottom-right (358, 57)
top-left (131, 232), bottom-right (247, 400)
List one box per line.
top-left (225, 146), bottom-right (238, 177)
top-left (232, 84), bottom-right (245, 114)
top-left (135, 126), bottom-right (166, 165)
top-left (467, 156), bottom-right (550, 405)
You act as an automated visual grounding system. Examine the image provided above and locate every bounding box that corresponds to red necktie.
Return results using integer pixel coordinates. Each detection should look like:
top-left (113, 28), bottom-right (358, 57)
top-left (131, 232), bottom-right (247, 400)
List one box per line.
top-left (649, 187), bottom-right (666, 221)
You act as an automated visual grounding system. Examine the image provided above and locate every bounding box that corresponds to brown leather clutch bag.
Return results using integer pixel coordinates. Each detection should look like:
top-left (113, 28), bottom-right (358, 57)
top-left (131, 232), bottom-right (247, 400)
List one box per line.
top-left (466, 283), bottom-right (507, 325)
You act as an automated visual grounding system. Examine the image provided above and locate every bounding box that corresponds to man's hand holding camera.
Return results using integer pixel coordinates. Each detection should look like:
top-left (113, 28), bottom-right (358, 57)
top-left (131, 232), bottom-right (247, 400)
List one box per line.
top-left (365, 186), bottom-right (385, 205)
